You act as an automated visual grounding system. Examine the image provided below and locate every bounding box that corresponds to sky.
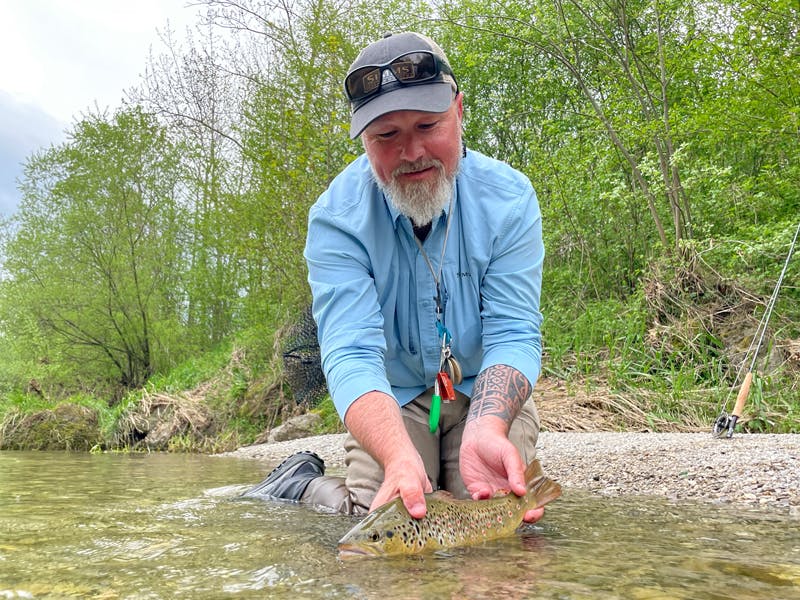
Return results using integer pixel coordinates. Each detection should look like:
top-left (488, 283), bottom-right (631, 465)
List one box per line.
top-left (0, 1), bottom-right (200, 217)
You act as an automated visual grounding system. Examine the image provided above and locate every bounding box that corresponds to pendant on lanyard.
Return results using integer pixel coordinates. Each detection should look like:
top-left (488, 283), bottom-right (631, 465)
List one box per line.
top-left (437, 321), bottom-right (463, 387)
top-left (429, 319), bottom-right (461, 433)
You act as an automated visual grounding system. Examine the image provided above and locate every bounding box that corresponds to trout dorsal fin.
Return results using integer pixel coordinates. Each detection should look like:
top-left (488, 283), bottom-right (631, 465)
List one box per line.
top-left (428, 490), bottom-right (456, 501)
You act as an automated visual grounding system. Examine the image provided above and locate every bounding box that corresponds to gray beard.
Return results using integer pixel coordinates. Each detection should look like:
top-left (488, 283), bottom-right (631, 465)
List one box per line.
top-left (374, 158), bottom-right (457, 227)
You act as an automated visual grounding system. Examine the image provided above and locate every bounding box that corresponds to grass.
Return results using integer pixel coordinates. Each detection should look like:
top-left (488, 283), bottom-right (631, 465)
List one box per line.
top-left (540, 252), bottom-right (800, 434)
top-left (146, 341), bottom-right (235, 393)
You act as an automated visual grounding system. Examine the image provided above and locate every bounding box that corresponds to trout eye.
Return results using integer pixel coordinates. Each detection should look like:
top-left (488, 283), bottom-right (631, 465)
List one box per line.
top-left (370, 532), bottom-right (381, 542)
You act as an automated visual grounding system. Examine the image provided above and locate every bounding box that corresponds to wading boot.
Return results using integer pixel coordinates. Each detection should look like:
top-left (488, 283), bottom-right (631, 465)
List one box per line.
top-left (241, 451), bottom-right (325, 502)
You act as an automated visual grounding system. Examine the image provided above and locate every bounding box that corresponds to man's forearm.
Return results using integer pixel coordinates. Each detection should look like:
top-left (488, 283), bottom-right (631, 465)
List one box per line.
top-left (343, 390), bottom-right (418, 467)
top-left (467, 364), bottom-right (532, 427)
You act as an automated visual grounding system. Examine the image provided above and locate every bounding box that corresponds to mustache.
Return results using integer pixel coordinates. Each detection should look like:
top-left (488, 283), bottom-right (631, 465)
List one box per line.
top-left (392, 159), bottom-right (445, 178)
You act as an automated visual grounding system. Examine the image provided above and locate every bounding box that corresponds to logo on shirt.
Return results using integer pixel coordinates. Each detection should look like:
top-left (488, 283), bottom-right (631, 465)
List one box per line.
top-left (456, 272), bottom-right (471, 278)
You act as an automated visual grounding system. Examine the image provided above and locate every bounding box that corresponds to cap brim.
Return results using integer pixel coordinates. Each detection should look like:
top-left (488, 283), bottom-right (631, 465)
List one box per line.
top-left (349, 82), bottom-right (454, 139)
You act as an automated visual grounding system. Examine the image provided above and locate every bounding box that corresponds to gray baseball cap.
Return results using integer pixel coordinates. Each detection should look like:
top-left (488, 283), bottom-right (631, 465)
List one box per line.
top-left (345, 32), bottom-right (458, 139)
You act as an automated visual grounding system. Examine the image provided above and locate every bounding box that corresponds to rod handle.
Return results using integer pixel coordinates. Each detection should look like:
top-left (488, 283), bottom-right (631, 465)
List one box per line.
top-left (732, 371), bottom-right (753, 418)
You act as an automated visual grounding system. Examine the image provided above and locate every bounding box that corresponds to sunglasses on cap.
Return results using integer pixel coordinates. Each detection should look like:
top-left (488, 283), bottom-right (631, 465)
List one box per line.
top-left (345, 51), bottom-right (457, 104)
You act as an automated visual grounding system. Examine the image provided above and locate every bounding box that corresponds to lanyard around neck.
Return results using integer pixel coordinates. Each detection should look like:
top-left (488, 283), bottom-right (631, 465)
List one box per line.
top-left (413, 194), bottom-right (454, 325)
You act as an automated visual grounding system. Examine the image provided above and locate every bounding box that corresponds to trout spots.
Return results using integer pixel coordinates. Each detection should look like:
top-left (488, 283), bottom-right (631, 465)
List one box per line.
top-left (336, 459), bottom-right (563, 556)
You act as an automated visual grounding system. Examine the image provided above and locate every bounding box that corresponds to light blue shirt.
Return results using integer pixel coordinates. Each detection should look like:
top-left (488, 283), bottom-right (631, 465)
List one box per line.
top-left (304, 149), bottom-right (544, 419)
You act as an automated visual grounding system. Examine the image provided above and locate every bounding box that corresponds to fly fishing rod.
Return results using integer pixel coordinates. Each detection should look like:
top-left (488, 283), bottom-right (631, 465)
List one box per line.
top-left (713, 221), bottom-right (800, 438)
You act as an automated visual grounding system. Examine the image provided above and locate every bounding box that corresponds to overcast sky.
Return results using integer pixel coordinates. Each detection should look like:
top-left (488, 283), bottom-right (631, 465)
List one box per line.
top-left (0, 1), bottom-right (200, 217)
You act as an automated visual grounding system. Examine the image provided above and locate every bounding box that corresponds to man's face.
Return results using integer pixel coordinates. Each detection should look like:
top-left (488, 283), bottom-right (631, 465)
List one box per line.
top-left (361, 94), bottom-right (464, 227)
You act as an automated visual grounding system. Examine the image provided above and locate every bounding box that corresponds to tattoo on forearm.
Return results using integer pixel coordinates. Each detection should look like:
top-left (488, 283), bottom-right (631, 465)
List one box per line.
top-left (467, 365), bottom-right (531, 424)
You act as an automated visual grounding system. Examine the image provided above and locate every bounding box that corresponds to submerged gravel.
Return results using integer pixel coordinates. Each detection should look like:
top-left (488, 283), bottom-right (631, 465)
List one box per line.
top-left (220, 432), bottom-right (800, 517)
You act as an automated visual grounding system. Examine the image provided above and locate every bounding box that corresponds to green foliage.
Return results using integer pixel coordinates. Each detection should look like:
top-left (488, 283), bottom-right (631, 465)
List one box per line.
top-left (146, 342), bottom-right (235, 393)
top-left (1, 0), bottom-right (798, 441)
top-left (0, 390), bottom-right (53, 421)
top-left (1, 107), bottom-right (188, 394)
top-left (312, 396), bottom-right (346, 434)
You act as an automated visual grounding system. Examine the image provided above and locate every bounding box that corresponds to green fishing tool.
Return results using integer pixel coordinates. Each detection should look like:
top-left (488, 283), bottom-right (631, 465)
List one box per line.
top-left (429, 391), bottom-right (441, 433)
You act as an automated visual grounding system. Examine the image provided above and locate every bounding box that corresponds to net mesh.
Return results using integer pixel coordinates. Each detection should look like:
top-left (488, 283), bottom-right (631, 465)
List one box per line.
top-left (281, 305), bottom-right (328, 407)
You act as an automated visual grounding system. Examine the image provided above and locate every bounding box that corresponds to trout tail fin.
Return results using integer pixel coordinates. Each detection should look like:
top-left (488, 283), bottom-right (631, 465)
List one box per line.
top-left (524, 459), bottom-right (563, 508)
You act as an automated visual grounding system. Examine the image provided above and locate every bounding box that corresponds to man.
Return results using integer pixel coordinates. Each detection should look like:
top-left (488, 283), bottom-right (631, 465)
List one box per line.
top-left (244, 32), bottom-right (545, 523)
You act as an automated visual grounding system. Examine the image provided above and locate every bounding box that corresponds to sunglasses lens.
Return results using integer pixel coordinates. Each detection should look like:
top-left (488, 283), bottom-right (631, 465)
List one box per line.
top-left (346, 66), bottom-right (382, 100)
top-left (346, 52), bottom-right (440, 102)
top-left (390, 52), bottom-right (437, 82)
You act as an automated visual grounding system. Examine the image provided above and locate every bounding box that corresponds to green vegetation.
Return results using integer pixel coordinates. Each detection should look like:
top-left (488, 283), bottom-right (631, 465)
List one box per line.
top-left (1, 0), bottom-right (798, 450)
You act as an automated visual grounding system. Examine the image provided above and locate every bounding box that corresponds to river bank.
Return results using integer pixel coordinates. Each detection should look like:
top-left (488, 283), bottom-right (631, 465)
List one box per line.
top-left (219, 431), bottom-right (800, 517)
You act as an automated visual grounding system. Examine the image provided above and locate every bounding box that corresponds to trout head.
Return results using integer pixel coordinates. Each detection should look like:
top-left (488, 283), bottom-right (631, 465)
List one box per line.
top-left (337, 498), bottom-right (418, 558)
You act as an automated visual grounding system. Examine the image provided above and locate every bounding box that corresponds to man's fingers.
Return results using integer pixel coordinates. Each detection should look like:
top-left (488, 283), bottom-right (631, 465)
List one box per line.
top-left (502, 449), bottom-right (528, 497)
top-left (523, 507), bottom-right (544, 523)
top-left (370, 472), bottom-right (430, 519)
top-left (369, 487), bottom-right (392, 512)
top-left (399, 480), bottom-right (428, 519)
top-left (468, 482), bottom-right (493, 501)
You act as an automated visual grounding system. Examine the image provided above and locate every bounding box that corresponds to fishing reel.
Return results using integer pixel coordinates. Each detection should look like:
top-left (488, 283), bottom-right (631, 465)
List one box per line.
top-left (712, 412), bottom-right (737, 439)
top-left (712, 372), bottom-right (752, 439)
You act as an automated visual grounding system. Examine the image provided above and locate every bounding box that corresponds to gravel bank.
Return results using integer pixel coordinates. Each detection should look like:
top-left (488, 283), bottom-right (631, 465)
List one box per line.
top-left (219, 432), bottom-right (800, 516)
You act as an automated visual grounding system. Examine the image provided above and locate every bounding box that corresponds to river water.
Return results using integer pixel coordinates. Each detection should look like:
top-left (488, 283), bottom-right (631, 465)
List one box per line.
top-left (1, 451), bottom-right (798, 599)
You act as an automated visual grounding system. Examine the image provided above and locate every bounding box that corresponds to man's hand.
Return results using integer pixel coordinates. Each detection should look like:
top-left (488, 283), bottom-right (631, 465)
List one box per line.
top-left (460, 417), bottom-right (543, 523)
top-left (370, 454), bottom-right (431, 519)
top-left (460, 416), bottom-right (526, 498)
top-left (345, 390), bottom-right (432, 519)
top-left (460, 365), bottom-right (542, 523)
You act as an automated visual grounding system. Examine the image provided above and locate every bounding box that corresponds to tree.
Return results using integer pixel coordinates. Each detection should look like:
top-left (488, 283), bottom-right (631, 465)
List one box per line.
top-left (136, 22), bottom-right (249, 346)
top-left (1, 108), bottom-right (185, 393)
top-left (437, 0), bottom-right (711, 251)
top-left (432, 0), bottom-right (797, 303)
top-left (193, 0), bottom-right (433, 322)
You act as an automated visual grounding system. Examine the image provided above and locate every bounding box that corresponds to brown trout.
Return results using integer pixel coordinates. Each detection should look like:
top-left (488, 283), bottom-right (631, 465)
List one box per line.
top-left (337, 459), bottom-right (561, 557)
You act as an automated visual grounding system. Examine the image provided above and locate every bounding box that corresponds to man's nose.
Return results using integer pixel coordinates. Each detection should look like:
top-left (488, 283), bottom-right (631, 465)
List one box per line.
top-left (399, 134), bottom-right (425, 162)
